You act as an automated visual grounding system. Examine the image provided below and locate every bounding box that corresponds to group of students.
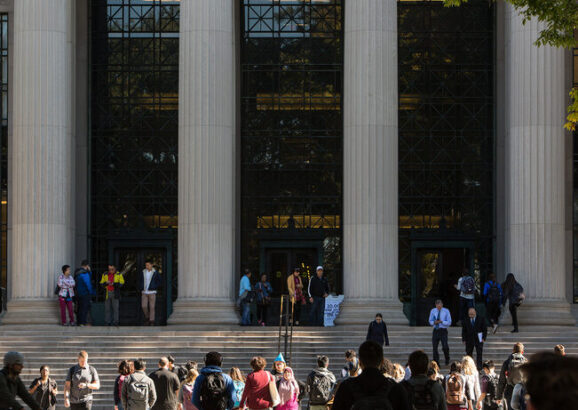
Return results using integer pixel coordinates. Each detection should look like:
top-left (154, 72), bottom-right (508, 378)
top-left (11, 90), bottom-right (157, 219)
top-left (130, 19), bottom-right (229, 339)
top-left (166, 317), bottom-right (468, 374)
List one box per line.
top-left (1, 341), bottom-right (577, 410)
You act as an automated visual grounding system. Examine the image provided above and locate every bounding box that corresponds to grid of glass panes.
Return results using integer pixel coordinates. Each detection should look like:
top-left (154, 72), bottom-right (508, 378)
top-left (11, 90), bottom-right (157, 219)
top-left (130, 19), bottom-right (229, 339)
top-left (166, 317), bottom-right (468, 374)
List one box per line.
top-left (0, 13), bottom-right (8, 304)
top-left (241, 0), bottom-right (343, 291)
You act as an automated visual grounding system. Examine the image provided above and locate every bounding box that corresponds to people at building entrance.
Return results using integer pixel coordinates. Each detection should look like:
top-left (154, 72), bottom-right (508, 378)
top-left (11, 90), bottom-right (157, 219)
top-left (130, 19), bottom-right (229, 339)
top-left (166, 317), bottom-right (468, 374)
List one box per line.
top-left (501, 273), bottom-right (525, 333)
top-left (0, 351), bottom-right (41, 410)
top-left (28, 365), bottom-right (58, 410)
top-left (139, 260), bottom-right (162, 326)
top-left (239, 269), bottom-right (253, 326)
top-left (100, 264), bottom-right (125, 327)
top-left (75, 264), bottom-right (95, 327)
top-left (287, 267), bottom-right (306, 326)
top-left (366, 313), bottom-right (390, 347)
top-left (64, 350), bottom-right (100, 409)
top-left (308, 266), bottom-right (329, 326)
top-left (57, 264), bottom-right (76, 326)
top-left (254, 273), bottom-right (273, 326)
top-left (483, 273), bottom-right (502, 334)
top-left (455, 270), bottom-right (476, 325)
top-left (429, 299), bottom-right (452, 366)
top-left (462, 307), bottom-right (487, 370)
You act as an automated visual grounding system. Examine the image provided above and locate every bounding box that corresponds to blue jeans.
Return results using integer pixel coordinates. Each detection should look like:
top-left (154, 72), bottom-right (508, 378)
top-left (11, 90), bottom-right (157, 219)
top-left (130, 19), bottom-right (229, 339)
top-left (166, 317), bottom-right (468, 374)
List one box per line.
top-left (241, 302), bottom-right (251, 325)
top-left (432, 328), bottom-right (450, 365)
top-left (309, 296), bottom-right (325, 326)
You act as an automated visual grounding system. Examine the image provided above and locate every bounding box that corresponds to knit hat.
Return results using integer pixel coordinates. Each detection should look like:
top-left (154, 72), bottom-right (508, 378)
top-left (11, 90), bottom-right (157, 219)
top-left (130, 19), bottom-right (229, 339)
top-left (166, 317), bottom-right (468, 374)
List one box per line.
top-left (274, 353), bottom-right (286, 364)
top-left (3, 351), bottom-right (24, 367)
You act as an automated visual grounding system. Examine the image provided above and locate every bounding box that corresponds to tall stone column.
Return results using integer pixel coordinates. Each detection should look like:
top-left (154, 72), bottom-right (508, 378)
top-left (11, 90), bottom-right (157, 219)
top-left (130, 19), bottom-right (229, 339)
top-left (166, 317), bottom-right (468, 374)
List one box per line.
top-left (168, 0), bottom-right (238, 325)
top-left (336, 0), bottom-right (407, 325)
top-left (504, 5), bottom-right (574, 325)
top-left (2, 0), bottom-right (74, 324)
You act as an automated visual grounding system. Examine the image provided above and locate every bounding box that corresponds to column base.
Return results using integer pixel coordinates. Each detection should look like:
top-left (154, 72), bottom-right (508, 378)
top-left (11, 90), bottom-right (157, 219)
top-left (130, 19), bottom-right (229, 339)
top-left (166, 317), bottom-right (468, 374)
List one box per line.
top-left (515, 300), bottom-right (575, 326)
top-left (334, 298), bottom-right (408, 326)
top-left (1, 299), bottom-right (60, 325)
top-left (167, 298), bottom-right (239, 325)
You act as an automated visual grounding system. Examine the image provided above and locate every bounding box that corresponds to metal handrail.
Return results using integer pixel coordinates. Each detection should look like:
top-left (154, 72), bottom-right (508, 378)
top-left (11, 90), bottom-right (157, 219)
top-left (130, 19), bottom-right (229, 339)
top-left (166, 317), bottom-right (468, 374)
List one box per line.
top-left (277, 294), bottom-right (295, 365)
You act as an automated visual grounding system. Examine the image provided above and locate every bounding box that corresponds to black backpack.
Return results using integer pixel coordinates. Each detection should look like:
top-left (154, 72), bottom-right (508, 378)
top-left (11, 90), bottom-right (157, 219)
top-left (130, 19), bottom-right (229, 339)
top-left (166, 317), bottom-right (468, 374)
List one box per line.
top-left (487, 282), bottom-right (501, 304)
top-left (309, 372), bottom-right (333, 404)
top-left (402, 379), bottom-right (436, 410)
top-left (482, 374), bottom-right (499, 408)
top-left (351, 380), bottom-right (393, 410)
top-left (199, 372), bottom-right (228, 410)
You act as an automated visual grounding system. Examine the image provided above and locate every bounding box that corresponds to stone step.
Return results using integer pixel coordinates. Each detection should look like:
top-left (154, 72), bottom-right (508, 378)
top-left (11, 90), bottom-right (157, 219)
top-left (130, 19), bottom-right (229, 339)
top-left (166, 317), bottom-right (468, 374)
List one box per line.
top-left (2, 325), bottom-right (576, 409)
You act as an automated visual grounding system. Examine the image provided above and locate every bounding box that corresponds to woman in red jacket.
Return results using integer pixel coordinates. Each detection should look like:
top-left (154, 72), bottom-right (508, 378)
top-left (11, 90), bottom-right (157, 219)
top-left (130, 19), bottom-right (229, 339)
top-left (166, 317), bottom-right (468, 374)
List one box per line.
top-left (240, 356), bottom-right (273, 410)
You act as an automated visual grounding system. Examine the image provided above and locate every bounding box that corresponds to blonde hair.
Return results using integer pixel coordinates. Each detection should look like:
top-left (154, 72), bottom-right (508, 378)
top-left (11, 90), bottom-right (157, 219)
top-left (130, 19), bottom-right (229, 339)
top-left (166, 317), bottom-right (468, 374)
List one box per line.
top-left (461, 356), bottom-right (477, 376)
top-left (229, 367), bottom-right (245, 382)
top-left (392, 363), bottom-right (405, 382)
top-left (184, 368), bottom-right (198, 385)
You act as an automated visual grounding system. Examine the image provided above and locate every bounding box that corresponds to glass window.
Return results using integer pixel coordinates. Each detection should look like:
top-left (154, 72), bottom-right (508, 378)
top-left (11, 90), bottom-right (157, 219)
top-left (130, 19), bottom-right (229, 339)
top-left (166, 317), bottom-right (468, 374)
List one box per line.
top-left (0, 13), bottom-right (7, 307)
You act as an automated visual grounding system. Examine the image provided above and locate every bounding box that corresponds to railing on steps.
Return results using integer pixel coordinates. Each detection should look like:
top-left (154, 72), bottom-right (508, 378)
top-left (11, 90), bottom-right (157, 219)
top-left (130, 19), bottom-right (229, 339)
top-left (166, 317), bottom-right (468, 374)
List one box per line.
top-left (277, 295), bottom-right (295, 365)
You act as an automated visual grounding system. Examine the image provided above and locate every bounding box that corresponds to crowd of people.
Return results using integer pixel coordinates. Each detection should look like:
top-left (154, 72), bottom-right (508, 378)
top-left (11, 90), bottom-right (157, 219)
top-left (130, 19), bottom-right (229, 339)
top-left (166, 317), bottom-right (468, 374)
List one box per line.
top-left (1, 339), bottom-right (576, 410)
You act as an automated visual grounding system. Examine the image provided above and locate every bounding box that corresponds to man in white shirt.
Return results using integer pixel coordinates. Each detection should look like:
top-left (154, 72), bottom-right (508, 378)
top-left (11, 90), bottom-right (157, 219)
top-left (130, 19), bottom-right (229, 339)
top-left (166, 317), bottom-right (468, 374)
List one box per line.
top-left (429, 299), bottom-right (452, 366)
top-left (139, 260), bottom-right (161, 326)
top-left (455, 270), bottom-right (476, 325)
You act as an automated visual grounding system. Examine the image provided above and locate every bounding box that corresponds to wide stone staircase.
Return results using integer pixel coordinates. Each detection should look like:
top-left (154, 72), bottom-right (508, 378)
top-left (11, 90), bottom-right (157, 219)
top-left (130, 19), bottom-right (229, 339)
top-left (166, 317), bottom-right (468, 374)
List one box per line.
top-left (1, 324), bottom-right (577, 409)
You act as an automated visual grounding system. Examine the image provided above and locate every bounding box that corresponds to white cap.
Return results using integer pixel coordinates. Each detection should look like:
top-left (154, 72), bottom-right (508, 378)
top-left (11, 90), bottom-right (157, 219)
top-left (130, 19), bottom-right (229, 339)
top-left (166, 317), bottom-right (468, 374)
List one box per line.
top-left (316, 266), bottom-right (323, 271)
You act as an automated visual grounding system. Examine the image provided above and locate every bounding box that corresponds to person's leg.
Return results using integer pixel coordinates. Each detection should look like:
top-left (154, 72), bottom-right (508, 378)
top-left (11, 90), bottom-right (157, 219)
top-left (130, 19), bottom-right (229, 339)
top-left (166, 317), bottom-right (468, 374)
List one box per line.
top-left (59, 297), bottom-right (67, 325)
top-left (256, 304), bottom-right (263, 323)
top-left (141, 293), bottom-right (149, 323)
top-left (66, 300), bottom-right (75, 324)
top-left (294, 301), bottom-right (301, 324)
top-left (476, 344), bottom-right (483, 370)
top-left (84, 401), bottom-right (93, 410)
top-left (105, 296), bottom-right (112, 325)
top-left (113, 297), bottom-right (119, 325)
top-left (262, 304), bottom-right (268, 325)
top-left (77, 296), bottom-right (87, 325)
top-left (317, 297), bottom-right (326, 326)
top-left (242, 302), bottom-right (251, 325)
top-left (149, 293), bottom-right (156, 324)
top-left (432, 330), bottom-right (441, 365)
top-left (309, 298), bottom-right (317, 325)
top-left (459, 297), bottom-right (466, 324)
top-left (441, 329), bottom-right (450, 364)
top-left (509, 303), bottom-right (518, 331)
top-left (465, 342), bottom-right (474, 359)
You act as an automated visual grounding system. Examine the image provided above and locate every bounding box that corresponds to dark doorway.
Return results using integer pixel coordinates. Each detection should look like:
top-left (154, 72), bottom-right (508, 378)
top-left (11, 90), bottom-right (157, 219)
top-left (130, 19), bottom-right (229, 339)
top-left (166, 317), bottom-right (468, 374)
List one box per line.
top-left (413, 247), bottom-right (471, 326)
top-left (264, 248), bottom-right (318, 297)
top-left (113, 247), bottom-right (169, 326)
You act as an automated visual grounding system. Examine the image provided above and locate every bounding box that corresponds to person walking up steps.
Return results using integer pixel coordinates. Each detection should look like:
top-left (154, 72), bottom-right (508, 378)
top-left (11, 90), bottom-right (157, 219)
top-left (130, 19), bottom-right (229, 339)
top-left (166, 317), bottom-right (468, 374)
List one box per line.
top-left (122, 359), bottom-right (157, 410)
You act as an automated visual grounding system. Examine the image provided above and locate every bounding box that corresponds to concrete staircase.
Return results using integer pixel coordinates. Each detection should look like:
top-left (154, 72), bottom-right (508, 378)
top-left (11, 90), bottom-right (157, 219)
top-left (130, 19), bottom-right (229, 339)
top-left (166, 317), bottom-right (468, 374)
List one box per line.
top-left (1, 324), bottom-right (577, 409)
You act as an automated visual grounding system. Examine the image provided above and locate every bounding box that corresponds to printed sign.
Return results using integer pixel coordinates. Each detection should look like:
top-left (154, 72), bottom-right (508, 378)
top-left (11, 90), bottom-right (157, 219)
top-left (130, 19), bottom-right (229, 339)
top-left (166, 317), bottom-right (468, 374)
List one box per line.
top-left (324, 295), bottom-right (344, 326)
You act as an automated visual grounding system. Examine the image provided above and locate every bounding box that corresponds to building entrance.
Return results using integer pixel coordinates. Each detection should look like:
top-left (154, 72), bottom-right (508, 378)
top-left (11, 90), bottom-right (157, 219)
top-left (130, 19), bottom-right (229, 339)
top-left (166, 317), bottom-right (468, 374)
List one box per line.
top-left (264, 248), bottom-right (318, 297)
top-left (113, 247), bottom-right (170, 326)
top-left (412, 245), bottom-right (472, 326)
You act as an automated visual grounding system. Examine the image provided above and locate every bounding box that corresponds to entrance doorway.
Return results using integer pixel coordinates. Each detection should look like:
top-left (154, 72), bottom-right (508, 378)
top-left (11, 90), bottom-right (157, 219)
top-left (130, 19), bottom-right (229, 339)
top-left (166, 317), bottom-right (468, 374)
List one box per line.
top-left (264, 248), bottom-right (318, 296)
top-left (113, 247), bottom-right (170, 325)
top-left (412, 246), bottom-right (472, 325)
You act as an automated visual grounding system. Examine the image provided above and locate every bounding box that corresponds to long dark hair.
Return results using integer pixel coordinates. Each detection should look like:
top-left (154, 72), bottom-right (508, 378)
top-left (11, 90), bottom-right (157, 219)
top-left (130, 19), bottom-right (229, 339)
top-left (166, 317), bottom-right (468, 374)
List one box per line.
top-left (502, 273), bottom-right (517, 296)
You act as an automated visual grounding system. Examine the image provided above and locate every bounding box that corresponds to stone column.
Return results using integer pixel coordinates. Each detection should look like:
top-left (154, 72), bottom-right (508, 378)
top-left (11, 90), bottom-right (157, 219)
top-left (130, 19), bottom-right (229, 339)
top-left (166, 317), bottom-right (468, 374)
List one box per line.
top-left (504, 5), bottom-right (574, 325)
top-left (336, 0), bottom-right (407, 325)
top-left (168, 0), bottom-right (238, 325)
top-left (2, 0), bottom-right (74, 325)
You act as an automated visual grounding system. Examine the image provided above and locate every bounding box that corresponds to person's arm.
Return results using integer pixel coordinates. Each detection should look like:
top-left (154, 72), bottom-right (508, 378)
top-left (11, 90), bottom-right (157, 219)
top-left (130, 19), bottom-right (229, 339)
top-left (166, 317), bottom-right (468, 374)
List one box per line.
top-left (462, 321), bottom-right (467, 342)
top-left (227, 376), bottom-right (236, 410)
top-left (366, 322), bottom-right (373, 340)
top-left (0, 373), bottom-right (26, 410)
top-left (118, 273), bottom-right (125, 286)
top-left (456, 277), bottom-right (462, 290)
top-left (113, 376), bottom-right (121, 406)
top-left (16, 378), bottom-right (41, 410)
top-left (148, 379), bottom-right (157, 409)
top-left (496, 360), bottom-right (508, 399)
top-left (442, 309), bottom-right (452, 327)
top-left (481, 319), bottom-right (488, 342)
top-left (191, 376), bottom-right (202, 408)
top-left (428, 310), bottom-right (435, 327)
top-left (121, 376), bottom-right (129, 410)
top-left (383, 322), bottom-right (389, 346)
top-left (324, 279), bottom-right (329, 296)
top-left (498, 284), bottom-right (503, 305)
top-left (239, 374), bottom-right (250, 408)
top-left (100, 274), bottom-right (107, 286)
top-left (88, 367), bottom-right (100, 390)
top-left (308, 278), bottom-right (313, 299)
top-left (28, 378), bottom-right (40, 394)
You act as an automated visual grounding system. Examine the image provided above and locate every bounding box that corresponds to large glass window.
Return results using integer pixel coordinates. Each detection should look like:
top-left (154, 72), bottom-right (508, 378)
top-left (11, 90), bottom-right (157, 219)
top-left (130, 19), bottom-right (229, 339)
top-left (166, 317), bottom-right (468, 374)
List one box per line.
top-left (398, 0), bottom-right (495, 302)
top-left (90, 1), bottom-right (179, 274)
top-left (0, 13), bottom-right (7, 307)
top-left (573, 36), bottom-right (578, 303)
top-left (241, 0), bottom-right (343, 292)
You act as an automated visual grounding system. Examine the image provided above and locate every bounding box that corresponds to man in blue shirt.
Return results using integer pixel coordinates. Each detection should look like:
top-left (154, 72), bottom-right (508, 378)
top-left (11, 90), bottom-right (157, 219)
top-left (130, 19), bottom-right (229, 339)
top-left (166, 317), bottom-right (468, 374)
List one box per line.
top-left (239, 269), bottom-right (253, 325)
top-left (429, 299), bottom-right (452, 366)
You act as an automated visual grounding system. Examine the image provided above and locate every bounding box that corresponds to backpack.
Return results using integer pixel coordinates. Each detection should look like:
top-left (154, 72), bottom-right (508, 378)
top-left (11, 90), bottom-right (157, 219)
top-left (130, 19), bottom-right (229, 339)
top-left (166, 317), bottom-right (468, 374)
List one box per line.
top-left (481, 374), bottom-right (499, 407)
top-left (460, 276), bottom-right (476, 295)
top-left (487, 282), bottom-right (501, 304)
top-left (309, 371), bottom-right (333, 404)
top-left (402, 379), bottom-right (436, 410)
top-left (351, 380), bottom-right (393, 410)
top-left (199, 372), bottom-right (228, 410)
top-left (506, 354), bottom-right (526, 386)
top-left (243, 290), bottom-right (257, 304)
top-left (125, 374), bottom-right (149, 405)
top-left (511, 283), bottom-right (525, 305)
top-left (446, 373), bottom-right (465, 405)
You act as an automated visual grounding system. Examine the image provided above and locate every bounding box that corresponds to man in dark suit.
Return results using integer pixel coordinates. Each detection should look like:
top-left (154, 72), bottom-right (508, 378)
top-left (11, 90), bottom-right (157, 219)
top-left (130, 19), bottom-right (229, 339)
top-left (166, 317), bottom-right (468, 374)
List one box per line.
top-left (462, 307), bottom-right (487, 369)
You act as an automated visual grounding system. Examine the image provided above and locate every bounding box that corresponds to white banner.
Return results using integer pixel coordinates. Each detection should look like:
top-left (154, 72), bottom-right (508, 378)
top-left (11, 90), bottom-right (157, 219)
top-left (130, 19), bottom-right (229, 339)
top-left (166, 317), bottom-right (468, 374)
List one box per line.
top-left (324, 294), bottom-right (344, 326)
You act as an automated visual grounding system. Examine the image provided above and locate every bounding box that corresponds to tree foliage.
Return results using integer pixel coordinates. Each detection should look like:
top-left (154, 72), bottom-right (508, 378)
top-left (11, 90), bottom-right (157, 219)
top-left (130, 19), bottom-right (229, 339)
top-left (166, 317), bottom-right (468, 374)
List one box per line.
top-left (445, 0), bottom-right (578, 130)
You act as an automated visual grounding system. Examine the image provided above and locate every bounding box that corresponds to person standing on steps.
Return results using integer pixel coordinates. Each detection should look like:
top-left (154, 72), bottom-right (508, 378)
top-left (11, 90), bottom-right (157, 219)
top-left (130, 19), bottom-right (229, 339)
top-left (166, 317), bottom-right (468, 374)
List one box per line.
top-left (287, 267), bottom-right (306, 326)
top-left (366, 313), bottom-right (390, 348)
top-left (239, 269), bottom-right (253, 326)
top-left (308, 266), bottom-right (329, 326)
top-left (429, 299), bottom-right (452, 366)
top-left (461, 307), bottom-right (487, 370)
top-left (99, 263), bottom-right (125, 326)
top-left (483, 273), bottom-right (502, 334)
top-left (64, 351), bottom-right (100, 409)
top-left (455, 270), bottom-right (476, 325)
top-left (139, 260), bottom-right (162, 326)
top-left (501, 273), bottom-right (524, 333)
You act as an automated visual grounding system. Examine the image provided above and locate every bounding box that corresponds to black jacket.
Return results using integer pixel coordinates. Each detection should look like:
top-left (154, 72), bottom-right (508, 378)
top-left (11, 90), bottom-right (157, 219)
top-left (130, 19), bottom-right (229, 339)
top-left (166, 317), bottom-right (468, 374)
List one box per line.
top-left (0, 368), bottom-right (41, 410)
top-left (367, 320), bottom-right (390, 346)
top-left (461, 316), bottom-right (487, 346)
top-left (308, 275), bottom-right (329, 298)
top-left (138, 270), bottom-right (162, 292)
top-left (332, 368), bottom-right (410, 410)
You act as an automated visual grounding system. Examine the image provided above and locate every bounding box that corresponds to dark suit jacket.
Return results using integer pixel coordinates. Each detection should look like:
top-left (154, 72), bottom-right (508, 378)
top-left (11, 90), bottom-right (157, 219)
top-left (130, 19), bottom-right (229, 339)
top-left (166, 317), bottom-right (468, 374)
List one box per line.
top-left (461, 316), bottom-right (487, 346)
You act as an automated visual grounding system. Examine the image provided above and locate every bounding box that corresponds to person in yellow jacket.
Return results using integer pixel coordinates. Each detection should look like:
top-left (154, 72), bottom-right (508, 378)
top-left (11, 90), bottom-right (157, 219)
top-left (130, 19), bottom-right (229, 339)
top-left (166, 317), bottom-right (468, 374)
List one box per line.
top-left (100, 264), bottom-right (125, 326)
top-left (287, 267), bottom-right (306, 325)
